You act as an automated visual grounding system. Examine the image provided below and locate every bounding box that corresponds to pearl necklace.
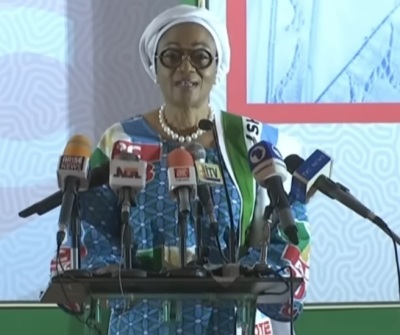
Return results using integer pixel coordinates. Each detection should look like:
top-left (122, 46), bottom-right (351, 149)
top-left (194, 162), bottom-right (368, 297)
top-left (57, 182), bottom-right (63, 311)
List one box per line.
top-left (158, 104), bottom-right (215, 143)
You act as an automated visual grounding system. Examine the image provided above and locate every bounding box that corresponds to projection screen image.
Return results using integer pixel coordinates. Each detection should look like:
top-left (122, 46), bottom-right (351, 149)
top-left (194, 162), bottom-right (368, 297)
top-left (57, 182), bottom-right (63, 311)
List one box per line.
top-left (246, 0), bottom-right (400, 104)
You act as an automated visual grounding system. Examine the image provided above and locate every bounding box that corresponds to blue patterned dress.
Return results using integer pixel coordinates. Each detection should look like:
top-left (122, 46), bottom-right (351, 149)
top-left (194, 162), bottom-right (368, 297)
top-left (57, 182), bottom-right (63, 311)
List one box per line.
top-left (53, 116), bottom-right (309, 335)
top-left (81, 117), bottom-right (242, 334)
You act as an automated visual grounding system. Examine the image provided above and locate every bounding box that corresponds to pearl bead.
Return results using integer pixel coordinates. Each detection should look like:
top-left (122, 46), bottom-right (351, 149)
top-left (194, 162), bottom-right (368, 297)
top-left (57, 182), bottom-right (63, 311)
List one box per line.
top-left (192, 133), bottom-right (198, 139)
top-left (185, 136), bottom-right (192, 142)
top-left (172, 133), bottom-right (178, 140)
top-left (178, 136), bottom-right (184, 142)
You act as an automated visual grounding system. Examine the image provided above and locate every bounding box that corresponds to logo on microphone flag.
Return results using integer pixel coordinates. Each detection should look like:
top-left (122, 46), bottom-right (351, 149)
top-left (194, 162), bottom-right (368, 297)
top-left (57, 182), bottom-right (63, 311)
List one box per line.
top-left (59, 155), bottom-right (85, 171)
top-left (195, 162), bottom-right (223, 184)
top-left (111, 142), bottom-right (161, 182)
top-left (174, 167), bottom-right (190, 179)
top-left (113, 166), bottom-right (142, 179)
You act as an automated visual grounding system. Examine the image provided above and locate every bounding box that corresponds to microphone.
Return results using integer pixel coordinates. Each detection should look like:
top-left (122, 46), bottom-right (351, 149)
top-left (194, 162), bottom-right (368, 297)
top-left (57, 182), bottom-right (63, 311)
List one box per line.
top-left (109, 150), bottom-right (147, 224)
top-left (167, 147), bottom-right (197, 267)
top-left (186, 142), bottom-right (222, 264)
top-left (186, 141), bottom-right (223, 186)
top-left (108, 146), bottom-right (147, 271)
top-left (166, 147), bottom-right (197, 214)
top-left (198, 119), bottom-right (237, 263)
top-left (185, 142), bottom-right (221, 219)
top-left (285, 152), bottom-right (400, 246)
top-left (56, 135), bottom-right (92, 247)
top-left (248, 141), bottom-right (299, 245)
top-left (18, 162), bottom-right (110, 218)
top-left (285, 151), bottom-right (377, 224)
top-left (285, 150), bottom-right (332, 205)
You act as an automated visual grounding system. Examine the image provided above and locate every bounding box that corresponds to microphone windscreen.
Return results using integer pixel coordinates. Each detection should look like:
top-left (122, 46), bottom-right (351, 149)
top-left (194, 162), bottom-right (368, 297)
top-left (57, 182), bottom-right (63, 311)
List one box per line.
top-left (185, 142), bottom-right (206, 161)
top-left (284, 154), bottom-right (304, 174)
top-left (63, 135), bottom-right (92, 158)
top-left (198, 119), bottom-right (213, 131)
top-left (167, 147), bottom-right (194, 168)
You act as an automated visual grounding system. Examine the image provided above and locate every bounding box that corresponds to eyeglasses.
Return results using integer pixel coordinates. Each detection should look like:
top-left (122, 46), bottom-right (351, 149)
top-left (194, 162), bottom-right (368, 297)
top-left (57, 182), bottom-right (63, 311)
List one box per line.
top-left (155, 48), bottom-right (217, 69)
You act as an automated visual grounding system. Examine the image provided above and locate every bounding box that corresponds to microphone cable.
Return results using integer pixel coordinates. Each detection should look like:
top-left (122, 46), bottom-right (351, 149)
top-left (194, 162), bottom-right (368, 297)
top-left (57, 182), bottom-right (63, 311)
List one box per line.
top-left (116, 223), bottom-right (128, 334)
top-left (194, 184), bottom-right (229, 264)
top-left (55, 258), bottom-right (102, 335)
top-left (55, 246), bottom-right (101, 334)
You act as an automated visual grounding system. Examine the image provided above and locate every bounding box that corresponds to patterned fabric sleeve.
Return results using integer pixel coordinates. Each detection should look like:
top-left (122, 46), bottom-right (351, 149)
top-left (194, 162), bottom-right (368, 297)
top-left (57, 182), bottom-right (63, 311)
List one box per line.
top-left (78, 122), bottom-right (128, 248)
top-left (90, 122), bottom-right (127, 168)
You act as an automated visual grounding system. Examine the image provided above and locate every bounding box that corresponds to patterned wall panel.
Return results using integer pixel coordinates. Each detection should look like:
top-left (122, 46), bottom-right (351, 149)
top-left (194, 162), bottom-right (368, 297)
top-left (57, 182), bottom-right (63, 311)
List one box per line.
top-left (0, 0), bottom-right (179, 301)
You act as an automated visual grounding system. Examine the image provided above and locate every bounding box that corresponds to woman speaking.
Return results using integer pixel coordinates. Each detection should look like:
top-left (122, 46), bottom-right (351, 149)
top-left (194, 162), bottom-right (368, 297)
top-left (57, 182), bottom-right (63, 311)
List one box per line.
top-left (54, 4), bottom-right (310, 335)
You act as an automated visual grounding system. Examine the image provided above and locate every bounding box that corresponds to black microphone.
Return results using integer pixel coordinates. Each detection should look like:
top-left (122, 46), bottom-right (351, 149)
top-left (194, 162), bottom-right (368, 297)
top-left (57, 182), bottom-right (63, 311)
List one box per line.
top-left (285, 152), bottom-right (400, 304)
top-left (56, 135), bottom-right (92, 248)
top-left (166, 147), bottom-right (198, 268)
top-left (185, 142), bottom-right (217, 221)
top-left (186, 142), bottom-right (221, 263)
top-left (198, 119), bottom-right (237, 263)
top-left (247, 141), bottom-right (298, 245)
top-left (285, 152), bottom-right (376, 222)
top-left (18, 162), bottom-right (109, 219)
top-left (108, 149), bottom-right (147, 271)
top-left (285, 152), bottom-right (400, 245)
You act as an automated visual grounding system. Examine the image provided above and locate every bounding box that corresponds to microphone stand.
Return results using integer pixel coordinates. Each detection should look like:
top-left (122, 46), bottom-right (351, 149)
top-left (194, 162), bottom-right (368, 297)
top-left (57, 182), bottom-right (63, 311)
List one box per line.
top-left (197, 119), bottom-right (241, 279)
top-left (61, 196), bottom-right (90, 277)
top-left (194, 201), bottom-right (207, 266)
top-left (168, 198), bottom-right (207, 278)
top-left (253, 205), bottom-right (275, 276)
top-left (121, 192), bottom-right (134, 271)
top-left (178, 211), bottom-right (188, 268)
top-left (119, 190), bottom-right (146, 278)
top-left (260, 206), bottom-right (272, 266)
top-left (70, 197), bottom-right (81, 271)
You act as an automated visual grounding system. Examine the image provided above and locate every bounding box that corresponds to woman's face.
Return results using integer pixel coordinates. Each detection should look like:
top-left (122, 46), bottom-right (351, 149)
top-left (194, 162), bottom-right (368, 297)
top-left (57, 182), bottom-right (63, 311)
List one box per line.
top-left (156, 23), bottom-right (217, 109)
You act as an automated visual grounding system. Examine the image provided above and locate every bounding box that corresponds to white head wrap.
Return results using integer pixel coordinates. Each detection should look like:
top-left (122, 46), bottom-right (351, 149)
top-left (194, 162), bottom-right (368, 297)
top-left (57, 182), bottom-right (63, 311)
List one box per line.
top-left (139, 4), bottom-right (230, 84)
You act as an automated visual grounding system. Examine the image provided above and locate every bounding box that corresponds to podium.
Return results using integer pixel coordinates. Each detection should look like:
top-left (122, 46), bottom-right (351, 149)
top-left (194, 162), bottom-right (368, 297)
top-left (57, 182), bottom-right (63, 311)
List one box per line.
top-left (41, 270), bottom-right (302, 335)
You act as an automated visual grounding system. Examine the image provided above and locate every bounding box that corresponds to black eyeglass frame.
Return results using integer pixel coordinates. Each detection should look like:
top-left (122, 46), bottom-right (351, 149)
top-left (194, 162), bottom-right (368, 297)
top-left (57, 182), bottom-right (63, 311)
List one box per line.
top-left (155, 48), bottom-right (218, 69)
